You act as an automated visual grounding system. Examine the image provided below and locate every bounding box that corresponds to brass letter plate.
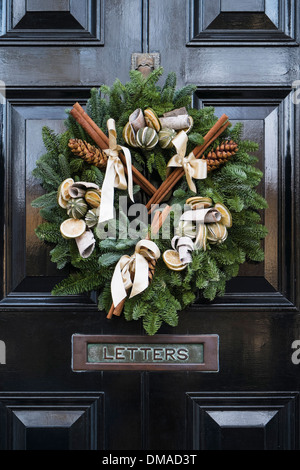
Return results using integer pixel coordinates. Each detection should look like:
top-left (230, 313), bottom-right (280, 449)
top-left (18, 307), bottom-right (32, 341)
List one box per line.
top-left (72, 335), bottom-right (219, 372)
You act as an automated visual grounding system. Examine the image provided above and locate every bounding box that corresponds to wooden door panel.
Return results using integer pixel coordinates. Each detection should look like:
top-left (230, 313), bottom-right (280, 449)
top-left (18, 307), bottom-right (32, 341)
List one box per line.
top-left (2, 0), bottom-right (104, 45)
top-left (186, 392), bottom-right (299, 450)
top-left (0, 91), bottom-right (99, 308)
top-left (0, 0), bottom-right (142, 87)
top-left (148, 0), bottom-right (298, 88)
top-left (188, 0), bottom-right (298, 45)
top-left (193, 88), bottom-right (298, 311)
top-left (0, 392), bottom-right (105, 450)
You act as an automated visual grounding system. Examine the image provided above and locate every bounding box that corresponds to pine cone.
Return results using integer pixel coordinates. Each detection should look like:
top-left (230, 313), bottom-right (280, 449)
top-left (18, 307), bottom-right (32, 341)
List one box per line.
top-left (203, 140), bottom-right (238, 173)
top-left (68, 138), bottom-right (108, 171)
top-left (148, 258), bottom-right (157, 282)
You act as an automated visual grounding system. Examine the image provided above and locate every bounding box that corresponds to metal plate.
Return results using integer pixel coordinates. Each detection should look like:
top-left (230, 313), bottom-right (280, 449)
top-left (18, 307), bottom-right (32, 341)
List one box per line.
top-left (72, 335), bottom-right (219, 372)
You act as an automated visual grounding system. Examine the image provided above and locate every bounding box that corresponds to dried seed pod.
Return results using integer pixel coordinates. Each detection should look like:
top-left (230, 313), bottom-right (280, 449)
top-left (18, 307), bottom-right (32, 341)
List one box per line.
top-left (158, 128), bottom-right (176, 149)
top-left (136, 127), bottom-right (159, 150)
top-left (67, 198), bottom-right (88, 219)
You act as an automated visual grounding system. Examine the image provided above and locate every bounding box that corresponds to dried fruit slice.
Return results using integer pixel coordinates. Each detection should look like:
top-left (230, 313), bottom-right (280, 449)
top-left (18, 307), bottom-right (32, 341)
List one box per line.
top-left (85, 190), bottom-right (101, 208)
top-left (214, 203), bottom-right (232, 228)
top-left (144, 108), bottom-right (161, 132)
top-left (123, 122), bottom-right (138, 147)
top-left (163, 249), bottom-right (187, 271)
top-left (58, 178), bottom-right (74, 201)
top-left (60, 218), bottom-right (86, 239)
top-left (207, 222), bottom-right (228, 244)
top-left (158, 128), bottom-right (177, 149)
top-left (186, 196), bottom-right (213, 209)
top-left (57, 192), bottom-right (68, 209)
top-left (136, 127), bottom-right (159, 150)
top-left (85, 208), bottom-right (99, 228)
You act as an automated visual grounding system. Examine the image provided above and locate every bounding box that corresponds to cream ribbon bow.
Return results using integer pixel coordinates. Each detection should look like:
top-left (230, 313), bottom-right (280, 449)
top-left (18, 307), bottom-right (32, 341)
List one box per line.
top-left (167, 131), bottom-right (207, 193)
top-left (99, 119), bottom-right (134, 224)
top-left (111, 240), bottom-right (161, 308)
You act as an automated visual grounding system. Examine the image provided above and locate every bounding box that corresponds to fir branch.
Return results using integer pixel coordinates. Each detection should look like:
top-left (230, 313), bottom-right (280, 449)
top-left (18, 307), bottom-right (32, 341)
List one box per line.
top-left (58, 153), bottom-right (71, 180)
top-left (31, 191), bottom-right (57, 209)
top-left (52, 271), bottom-right (104, 296)
top-left (35, 222), bottom-right (61, 244)
top-left (34, 160), bottom-right (62, 190)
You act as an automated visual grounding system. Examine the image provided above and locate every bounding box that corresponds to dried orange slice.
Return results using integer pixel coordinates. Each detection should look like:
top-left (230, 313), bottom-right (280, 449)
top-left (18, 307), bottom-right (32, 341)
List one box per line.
top-left (186, 196), bottom-right (213, 209)
top-left (58, 178), bottom-right (74, 201)
top-left (60, 218), bottom-right (86, 239)
top-left (144, 108), bottom-right (161, 132)
top-left (214, 203), bottom-right (232, 228)
top-left (163, 250), bottom-right (187, 271)
top-left (123, 122), bottom-right (138, 147)
top-left (57, 192), bottom-right (68, 209)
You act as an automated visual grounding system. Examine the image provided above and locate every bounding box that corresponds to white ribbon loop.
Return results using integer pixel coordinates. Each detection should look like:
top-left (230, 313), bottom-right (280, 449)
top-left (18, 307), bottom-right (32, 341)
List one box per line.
top-left (111, 240), bottom-right (161, 308)
top-left (99, 119), bottom-right (134, 224)
top-left (180, 208), bottom-right (221, 224)
top-left (167, 131), bottom-right (207, 193)
top-left (171, 236), bottom-right (194, 264)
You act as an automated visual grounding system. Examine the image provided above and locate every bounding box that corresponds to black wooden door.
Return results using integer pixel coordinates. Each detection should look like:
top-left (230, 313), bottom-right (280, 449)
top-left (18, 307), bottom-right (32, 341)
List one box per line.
top-left (0, 0), bottom-right (299, 451)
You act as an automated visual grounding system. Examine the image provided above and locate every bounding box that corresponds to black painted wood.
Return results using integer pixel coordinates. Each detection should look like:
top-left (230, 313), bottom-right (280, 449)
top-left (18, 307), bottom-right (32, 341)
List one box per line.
top-left (0, 392), bottom-right (104, 450)
top-left (188, 0), bottom-right (299, 45)
top-left (0, 0), bottom-right (299, 451)
top-left (1, 0), bottom-right (104, 45)
top-left (186, 392), bottom-right (299, 450)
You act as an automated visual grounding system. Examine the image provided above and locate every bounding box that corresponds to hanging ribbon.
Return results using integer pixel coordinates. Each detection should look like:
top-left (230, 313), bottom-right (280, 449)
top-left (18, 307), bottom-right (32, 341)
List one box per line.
top-left (111, 240), bottom-right (161, 308)
top-left (99, 119), bottom-right (134, 224)
top-left (171, 236), bottom-right (195, 264)
top-left (167, 131), bottom-right (207, 193)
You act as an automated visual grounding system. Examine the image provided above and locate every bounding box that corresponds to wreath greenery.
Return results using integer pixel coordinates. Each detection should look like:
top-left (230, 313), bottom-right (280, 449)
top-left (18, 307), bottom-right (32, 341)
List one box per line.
top-left (32, 68), bottom-right (268, 335)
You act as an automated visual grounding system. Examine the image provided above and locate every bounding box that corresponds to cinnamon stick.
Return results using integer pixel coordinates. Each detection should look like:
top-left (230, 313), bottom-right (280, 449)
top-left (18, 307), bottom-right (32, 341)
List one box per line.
top-left (73, 102), bottom-right (109, 146)
top-left (70, 104), bottom-right (157, 197)
top-left (146, 115), bottom-right (230, 213)
top-left (107, 206), bottom-right (171, 319)
top-left (70, 107), bottom-right (108, 149)
top-left (192, 114), bottom-right (229, 159)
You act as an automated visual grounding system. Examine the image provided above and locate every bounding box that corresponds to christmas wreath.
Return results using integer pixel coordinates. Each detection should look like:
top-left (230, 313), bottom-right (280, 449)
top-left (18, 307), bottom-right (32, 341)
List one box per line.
top-left (32, 68), bottom-right (268, 335)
